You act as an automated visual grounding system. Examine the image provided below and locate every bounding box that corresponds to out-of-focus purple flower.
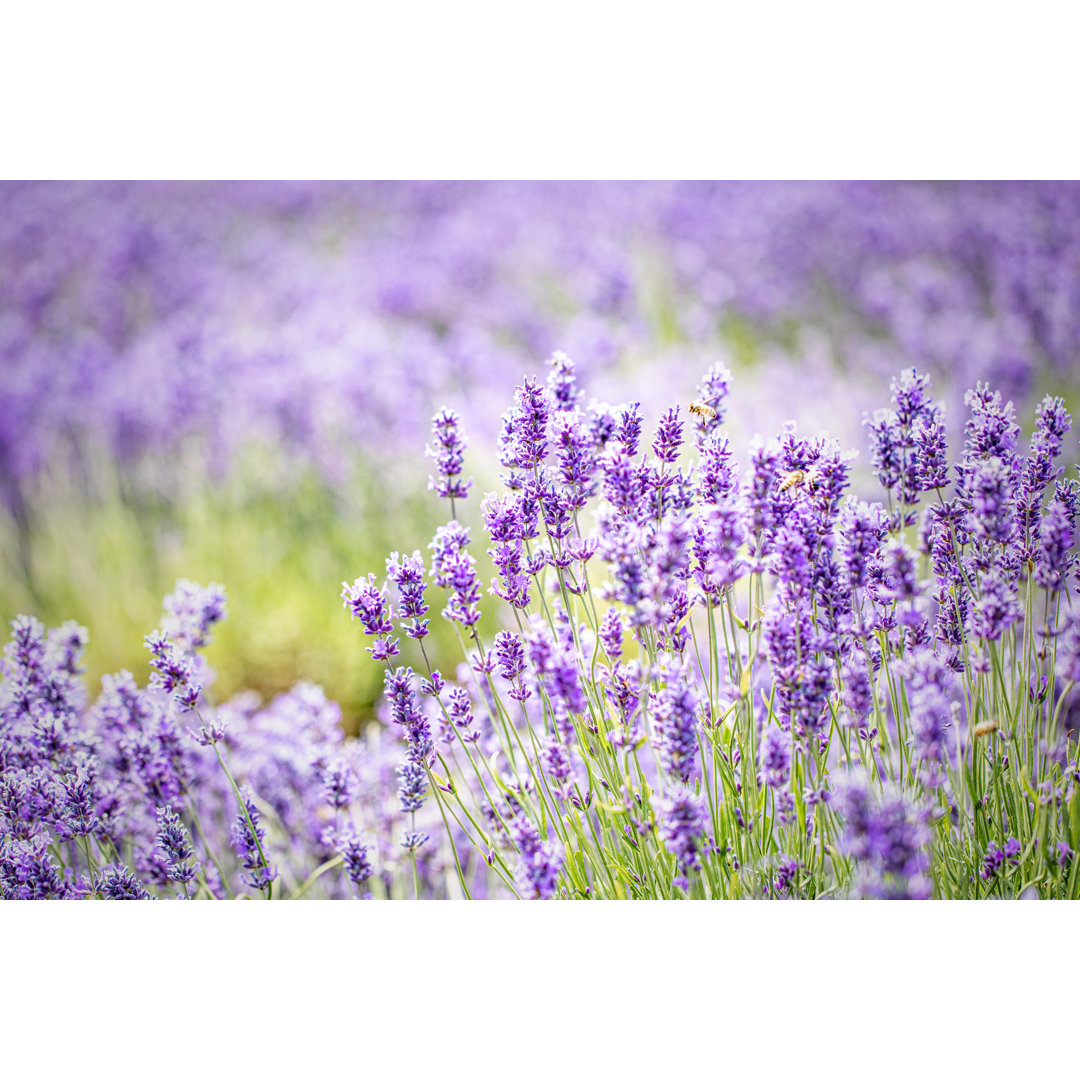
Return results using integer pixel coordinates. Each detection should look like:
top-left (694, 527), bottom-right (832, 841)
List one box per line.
top-left (834, 769), bottom-right (931, 900)
top-left (758, 725), bottom-right (791, 790)
top-left (162, 579), bottom-right (227, 652)
top-left (1035, 499), bottom-right (1075, 591)
top-left (657, 789), bottom-right (708, 889)
top-left (599, 607), bottom-right (624, 661)
top-left (322, 760), bottom-right (357, 809)
top-left (509, 814), bottom-right (563, 899)
top-left (540, 735), bottom-right (572, 798)
top-left (653, 665), bottom-right (701, 784)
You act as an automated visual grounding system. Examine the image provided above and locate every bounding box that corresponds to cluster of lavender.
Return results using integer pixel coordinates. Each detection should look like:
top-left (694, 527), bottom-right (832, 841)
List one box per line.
top-left (4, 345), bottom-right (1079, 898)
top-left (0, 571), bottom-right (483, 900)
top-left (340, 350), bottom-right (1080, 899)
top-left (5, 182), bottom-right (1080, 520)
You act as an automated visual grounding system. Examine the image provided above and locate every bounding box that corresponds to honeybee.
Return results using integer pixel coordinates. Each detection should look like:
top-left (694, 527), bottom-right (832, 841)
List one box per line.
top-left (778, 466), bottom-right (822, 493)
top-left (973, 717), bottom-right (999, 738)
top-left (688, 401), bottom-right (717, 421)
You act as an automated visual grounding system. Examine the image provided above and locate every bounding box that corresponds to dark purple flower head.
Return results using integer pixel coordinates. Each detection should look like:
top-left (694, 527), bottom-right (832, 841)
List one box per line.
top-left (426, 407), bottom-right (473, 502)
top-left (652, 406), bottom-right (684, 466)
top-left (97, 863), bottom-right (151, 900)
top-left (336, 825), bottom-right (373, 887)
top-left (838, 499), bottom-right (888, 589)
top-left (155, 804), bottom-right (198, 885)
top-left (964, 382), bottom-right (1020, 463)
top-left (614, 402), bottom-right (644, 458)
top-left (511, 376), bottom-right (550, 471)
top-left (1, 834), bottom-right (68, 899)
top-left (53, 768), bottom-right (99, 840)
top-left (144, 631), bottom-right (202, 712)
top-left (229, 788), bottom-right (278, 892)
top-left (546, 350), bottom-right (583, 413)
top-left (385, 550), bottom-right (430, 640)
top-left (341, 573), bottom-right (397, 651)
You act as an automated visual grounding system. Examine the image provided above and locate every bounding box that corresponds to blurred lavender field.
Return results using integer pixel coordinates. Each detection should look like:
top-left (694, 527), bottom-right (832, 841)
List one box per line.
top-left (3, 181), bottom-right (1080, 720)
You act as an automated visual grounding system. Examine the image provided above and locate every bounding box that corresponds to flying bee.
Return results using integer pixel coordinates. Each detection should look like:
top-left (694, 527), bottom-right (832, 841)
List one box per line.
top-left (688, 401), bottom-right (717, 421)
top-left (778, 466), bottom-right (822, 494)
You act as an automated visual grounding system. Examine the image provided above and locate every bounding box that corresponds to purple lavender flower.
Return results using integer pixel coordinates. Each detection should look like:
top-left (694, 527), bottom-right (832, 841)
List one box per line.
top-left (614, 402), bottom-right (643, 458)
top-left (162, 579), bottom-right (227, 652)
top-left (97, 863), bottom-right (152, 900)
top-left (652, 406), bottom-right (684, 466)
top-left (657, 789), bottom-right (708, 889)
top-left (546, 350), bottom-right (583, 413)
top-left (426, 407), bottom-right (473, 503)
top-left (758, 725), bottom-right (791, 790)
top-left (493, 630), bottom-right (527, 683)
top-left (396, 761), bottom-right (428, 813)
top-left (834, 770), bottom-right (931, 900)
top-left (540, 735), bottom-right (572, 797)
top-left (337, 825), bottom-right (373, 888)
top-left (694, 360), bottom-right (732, 442)
top-left (509, 815), bottom-right (563, 899)
top-left (341, 574), bottom-right (399, 660)
top-left (511, 376), bottom-right (550, 471)
top-left (144, 631), bottom-right (202, 712)
top-left (53, 768), bottom-right (99, 840)
top-left (322, 760), bottom-right (357, 809)
top-left (155, 804), bottom-right (199, 886)
top-left (599, 607), bottom-right (624, 661)
top-left (1035, 499), bottom-right (1075, 591)
top-left (385, 551), bottom-right (430, 641)
top-left (981, 838), bottom-right (1021, 880)
top-left (446, 686), bottom-right (480, 743)
top-left (653, 666), bottom-right (701, 784)
top-left (0, 834), bottom-right (68, 899)
top-left (229, 788), bottom-right (278, 892)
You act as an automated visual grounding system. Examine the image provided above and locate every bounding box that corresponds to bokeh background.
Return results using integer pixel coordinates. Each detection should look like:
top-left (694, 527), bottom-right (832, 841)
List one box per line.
top-left (3, 181), bottom-right (1079, 729)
